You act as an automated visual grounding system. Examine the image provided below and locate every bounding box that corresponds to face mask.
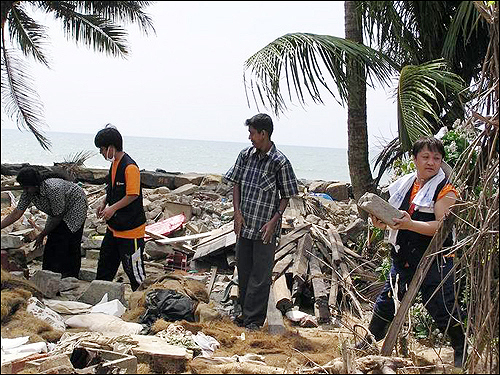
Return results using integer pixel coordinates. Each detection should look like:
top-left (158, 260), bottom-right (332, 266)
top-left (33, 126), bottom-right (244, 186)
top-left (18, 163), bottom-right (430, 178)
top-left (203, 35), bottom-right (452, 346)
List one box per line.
top-left (105, 147), bottom-right (115, 163)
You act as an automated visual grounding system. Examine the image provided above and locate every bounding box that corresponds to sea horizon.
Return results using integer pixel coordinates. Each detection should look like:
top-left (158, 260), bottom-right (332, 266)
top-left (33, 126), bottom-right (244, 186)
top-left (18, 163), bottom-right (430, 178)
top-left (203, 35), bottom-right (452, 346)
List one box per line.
top-left (1, 128), bottom-right (389, 184)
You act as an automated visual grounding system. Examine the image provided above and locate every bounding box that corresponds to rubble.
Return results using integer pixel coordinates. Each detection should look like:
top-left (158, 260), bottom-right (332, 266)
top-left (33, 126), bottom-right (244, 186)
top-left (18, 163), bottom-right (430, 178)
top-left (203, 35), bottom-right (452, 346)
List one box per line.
top-left (1, 166), bottom-right (461, 373)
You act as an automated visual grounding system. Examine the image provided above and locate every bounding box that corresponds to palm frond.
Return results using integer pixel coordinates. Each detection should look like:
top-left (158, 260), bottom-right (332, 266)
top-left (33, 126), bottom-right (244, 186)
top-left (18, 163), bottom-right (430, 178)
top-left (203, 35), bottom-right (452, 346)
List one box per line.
top-left (244, 32), bottom-right (398, 115)
top-left (72, 1), bottom-right (156, 36)
top-left (359, 1), bottom-right (422, 65)
top-left (442, 1), bottom-right (482, 65)
top-left (62, 150), bottom-right (96, 165)
top-left (397, 59), bottom-right (465, 151)
top-left (7, 3), bottom-right (50, 67)
top-left (41, 2), bottom-right (130, 57)
top-left (1, 47), bottom-right (51, 150)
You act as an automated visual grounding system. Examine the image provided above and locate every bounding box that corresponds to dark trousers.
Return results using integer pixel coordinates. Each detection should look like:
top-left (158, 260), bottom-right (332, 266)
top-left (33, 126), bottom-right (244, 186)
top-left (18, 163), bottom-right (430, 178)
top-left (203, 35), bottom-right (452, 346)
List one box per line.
top-left (43, 221), bottom-right (83, 279)
top-left (236, 236), bottom-right (275, 327)
top-left (371, 256), bottom-right (463, 340)
top-left (96, 229), bottom-right (146, 291)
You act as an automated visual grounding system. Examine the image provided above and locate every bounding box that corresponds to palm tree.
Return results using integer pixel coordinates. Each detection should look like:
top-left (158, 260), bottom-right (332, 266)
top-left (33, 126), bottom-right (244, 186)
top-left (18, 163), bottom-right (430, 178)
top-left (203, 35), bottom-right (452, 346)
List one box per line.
top-left (243, 1), bottom-right (466, 201)
top-left (359, 1), bottom-right (489, 182)
top-left (1, 1), bottom-right (155, 150)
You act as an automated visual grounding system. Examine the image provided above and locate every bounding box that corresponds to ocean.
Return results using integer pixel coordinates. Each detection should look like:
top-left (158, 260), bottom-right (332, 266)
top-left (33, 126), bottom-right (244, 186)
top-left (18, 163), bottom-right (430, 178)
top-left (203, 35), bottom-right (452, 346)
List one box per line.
top-left (1, 128), bottom-right (387, 184)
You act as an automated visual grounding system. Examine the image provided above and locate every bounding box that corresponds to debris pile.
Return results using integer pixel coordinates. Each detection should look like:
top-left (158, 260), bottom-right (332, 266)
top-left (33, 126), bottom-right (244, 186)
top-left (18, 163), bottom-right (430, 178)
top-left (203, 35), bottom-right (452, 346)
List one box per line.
top-left (1, 166), bottom-right (461, 374)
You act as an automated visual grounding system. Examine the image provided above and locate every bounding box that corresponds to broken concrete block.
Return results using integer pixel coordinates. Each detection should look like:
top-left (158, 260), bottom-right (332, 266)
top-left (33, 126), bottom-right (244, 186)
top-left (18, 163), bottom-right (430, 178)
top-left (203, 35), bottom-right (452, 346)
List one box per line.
top-left (131, 334), bottom-right (192, 373)
top-left (171, 183), bottom-right (199, 196)
top-left (144, 241), bottom-right (174, 260)
top-left (85, 249), bottom-right (100, 260)
top-left (1, 234), bottom-right (23, 249)
top-left (78, 280), bottom-right (126, 306)
top-left (174, 173), bottom-right (205, 188)
top-left (79, 268), bottom-right (97, 282)
top-left (59, 277), bottom-right (80, 292)
top-left (24, 354), bottom-right (74, 373)
top-left (81, 238), bottom-right (102, 249)
top-left (325, 182), bottom-right (349, 201)
top-left (30, 270), bottom-right (62, 298)
top-left (357, 192), bottom-right (404, 227)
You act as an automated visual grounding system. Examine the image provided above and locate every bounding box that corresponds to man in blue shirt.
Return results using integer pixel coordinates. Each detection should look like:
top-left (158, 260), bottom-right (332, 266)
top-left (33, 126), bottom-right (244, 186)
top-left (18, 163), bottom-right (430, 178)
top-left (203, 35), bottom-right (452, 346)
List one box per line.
top-left (224, 113), bottom-right (298, 331)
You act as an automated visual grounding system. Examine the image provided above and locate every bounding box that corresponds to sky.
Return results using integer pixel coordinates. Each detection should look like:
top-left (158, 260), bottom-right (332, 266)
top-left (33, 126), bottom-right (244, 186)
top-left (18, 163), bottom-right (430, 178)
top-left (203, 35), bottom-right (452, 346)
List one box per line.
top-left (1, 1), bottom-right (399, 150)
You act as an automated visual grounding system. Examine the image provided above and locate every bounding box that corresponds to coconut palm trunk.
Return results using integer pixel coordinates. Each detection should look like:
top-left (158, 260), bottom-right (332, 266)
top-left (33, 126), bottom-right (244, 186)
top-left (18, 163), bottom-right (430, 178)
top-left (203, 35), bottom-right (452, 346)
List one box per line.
top-left (345, 1), bottom-right (374, 204)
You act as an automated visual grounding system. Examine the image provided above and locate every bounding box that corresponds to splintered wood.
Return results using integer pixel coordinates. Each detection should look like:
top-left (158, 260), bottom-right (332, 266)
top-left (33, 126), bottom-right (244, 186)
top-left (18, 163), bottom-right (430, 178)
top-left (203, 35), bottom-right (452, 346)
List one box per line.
top-left (190, 193), bottom-right (381, 325)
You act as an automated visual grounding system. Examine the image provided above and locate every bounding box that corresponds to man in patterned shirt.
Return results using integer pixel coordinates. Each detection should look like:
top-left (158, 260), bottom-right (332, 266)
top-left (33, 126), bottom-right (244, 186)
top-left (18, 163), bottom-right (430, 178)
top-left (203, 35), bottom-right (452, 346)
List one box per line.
top-left (1, 167), bottom-right (88, 278)
top-left (224, 113), bottom-right (298, 331)
top-left (94, 124), bottom-right (147, 292)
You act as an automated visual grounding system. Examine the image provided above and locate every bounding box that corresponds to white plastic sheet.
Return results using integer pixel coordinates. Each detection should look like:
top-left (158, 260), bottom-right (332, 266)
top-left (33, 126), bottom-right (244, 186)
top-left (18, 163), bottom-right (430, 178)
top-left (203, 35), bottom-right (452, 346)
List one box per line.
top-left (26, 297), bottom-right (66, 331)
top-left (90, 294), bottom-right (126, 317)
top-left (65, 313), bottom-right (143, 335)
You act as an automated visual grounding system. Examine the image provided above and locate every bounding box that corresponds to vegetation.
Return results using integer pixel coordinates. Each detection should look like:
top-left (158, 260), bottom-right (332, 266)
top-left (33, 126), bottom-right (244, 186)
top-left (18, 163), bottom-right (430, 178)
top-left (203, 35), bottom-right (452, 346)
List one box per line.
top-left (1, 1), bottom-right (155, 150)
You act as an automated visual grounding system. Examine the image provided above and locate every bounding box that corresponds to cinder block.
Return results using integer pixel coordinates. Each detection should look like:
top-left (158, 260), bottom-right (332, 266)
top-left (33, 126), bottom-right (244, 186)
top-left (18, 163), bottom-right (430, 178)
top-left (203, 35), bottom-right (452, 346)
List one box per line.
top-left (86, 249), bottom-right (100, 260)
top-left (78, 280), bottom-right (126, 306)
top-left (30, 270), bottom-right (61, 298)
top-left (79, 268), bottom-right (97, 282)
top-left (1, 234), bottom-right (23, 249)
top-left (357, 192), bottom-right (404, 227)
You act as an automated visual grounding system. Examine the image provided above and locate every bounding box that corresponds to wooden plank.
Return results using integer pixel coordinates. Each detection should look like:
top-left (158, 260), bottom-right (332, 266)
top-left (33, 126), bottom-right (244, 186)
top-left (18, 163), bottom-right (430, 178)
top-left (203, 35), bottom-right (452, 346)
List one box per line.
top-left (272, 252), bottom-right (295, 279)
top-left (155, 232), bottom-right (211, 245)
top-left (315, 240), bottom-right (332, 266)
top-left (274, 242), bottom-right (296, 262)
top-left (206, 266), bottom-right (218, 295)
top-left (230, 267), bottom-right (239, 301)
top-left (191, 231), bottom-right (237, 260)
top-left (327, 228), bottom-right (343, 264)
top-left (381, 208), bottom-right (457, 356)
top-left (309, 251), bottom-right (331, 323)
top-left (273, 274), bottom-right (292, 313)
top-left (291, 233), bottom-right (312, 284)
top-left (266, 283), bottom-right (285, 335)
top-left (275, 223), bottom-right (312, 251)
top-left (328, 266), bottom-right (339, 312)
top-left (194, 222), bottom-right (234, 247)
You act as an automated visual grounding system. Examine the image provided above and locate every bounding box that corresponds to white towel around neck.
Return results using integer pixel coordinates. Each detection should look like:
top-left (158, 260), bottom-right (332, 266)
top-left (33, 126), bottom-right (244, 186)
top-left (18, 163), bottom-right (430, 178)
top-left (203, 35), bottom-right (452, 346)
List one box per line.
top-left (388, 167), bottom-right (446, 210)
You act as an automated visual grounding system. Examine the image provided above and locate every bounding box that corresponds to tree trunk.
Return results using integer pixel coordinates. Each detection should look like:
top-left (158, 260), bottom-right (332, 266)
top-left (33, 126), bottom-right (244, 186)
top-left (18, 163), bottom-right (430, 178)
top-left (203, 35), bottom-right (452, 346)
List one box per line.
top-left (344, 1), bottom-right (375, 210)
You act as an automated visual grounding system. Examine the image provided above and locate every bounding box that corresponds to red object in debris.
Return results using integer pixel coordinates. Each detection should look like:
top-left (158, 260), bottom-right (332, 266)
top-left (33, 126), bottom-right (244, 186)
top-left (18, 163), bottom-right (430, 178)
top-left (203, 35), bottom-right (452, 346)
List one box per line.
top-left (144, 213), bottom-right (186, 240)
top-left (166, 252), bottom-right (188, 271)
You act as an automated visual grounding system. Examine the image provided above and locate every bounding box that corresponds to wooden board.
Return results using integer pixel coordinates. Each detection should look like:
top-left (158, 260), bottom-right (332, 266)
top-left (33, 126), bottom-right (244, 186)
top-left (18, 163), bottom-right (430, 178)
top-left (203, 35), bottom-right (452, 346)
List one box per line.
top-left (273, 274), bottom-right (292, 313)
top-left (309, 252), bottom-right (331, 323)
top-left (191, 231), bottom-right (237, 260)
top-left (194, 222), bottom-right (234, 247)
top-left (155, 232), bottom-right (211, 245)
top-left (291, 233), bottom-right (312, 284)
top-left (266, 284), bottom-right (285, 335)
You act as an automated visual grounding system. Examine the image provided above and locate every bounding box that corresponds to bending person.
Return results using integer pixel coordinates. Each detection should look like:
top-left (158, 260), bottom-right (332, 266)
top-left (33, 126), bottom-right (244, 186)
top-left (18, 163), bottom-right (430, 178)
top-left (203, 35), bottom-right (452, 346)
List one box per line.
top-left (1, 167), bottom-right (88, 278)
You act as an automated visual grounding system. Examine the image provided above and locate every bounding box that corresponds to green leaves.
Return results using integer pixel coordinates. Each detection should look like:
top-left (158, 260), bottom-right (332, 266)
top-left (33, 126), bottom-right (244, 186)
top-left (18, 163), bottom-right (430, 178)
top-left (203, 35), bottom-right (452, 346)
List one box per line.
top-left (397, 59), bottom-right (465, 152)
top-left (1, 1), bottom-right (155, 150)
top-left (1, 48), bottom-right (52, 150)
top-left (244, 32), bottom-right (398, 115)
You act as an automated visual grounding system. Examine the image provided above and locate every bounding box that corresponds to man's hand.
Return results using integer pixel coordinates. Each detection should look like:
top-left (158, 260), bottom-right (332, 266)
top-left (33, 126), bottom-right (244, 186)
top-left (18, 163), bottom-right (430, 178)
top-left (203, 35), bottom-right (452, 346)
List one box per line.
top-left (102, 206), bottom-right (116, 221)
top-left (96, 199), bottom-right (107, 219)
top-left (260, 221), bottom-right (275, 244)
top-left (234, 210), bottom-right (246, 237)
top-left (35, 232), bottom-right (47, 249)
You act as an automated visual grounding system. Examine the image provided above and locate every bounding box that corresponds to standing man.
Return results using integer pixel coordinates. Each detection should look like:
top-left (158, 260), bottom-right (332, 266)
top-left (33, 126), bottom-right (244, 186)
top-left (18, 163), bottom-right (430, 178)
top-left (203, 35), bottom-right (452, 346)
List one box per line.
top-left (224, 113), bottom-right (299, 331)
top-left (94, 124), bottom-right (147, 291)
top-left (1, 167), bottom-right (88, 278)
top-left (358, 136), bottom-right (466, 368)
